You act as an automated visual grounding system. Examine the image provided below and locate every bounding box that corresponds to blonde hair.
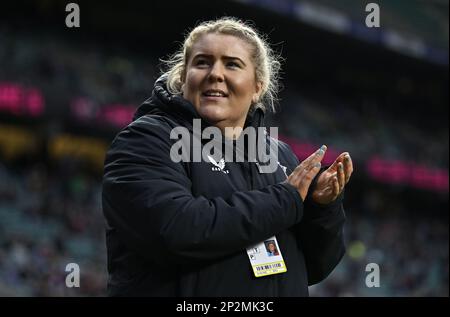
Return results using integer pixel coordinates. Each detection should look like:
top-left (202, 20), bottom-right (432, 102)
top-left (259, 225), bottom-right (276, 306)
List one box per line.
top-left (161, 17), bottom-right (282, 112)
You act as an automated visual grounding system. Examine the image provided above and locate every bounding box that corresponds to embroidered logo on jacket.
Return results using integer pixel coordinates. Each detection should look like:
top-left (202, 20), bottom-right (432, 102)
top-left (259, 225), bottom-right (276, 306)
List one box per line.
top-left (207, 155), bottom-right (230, 174)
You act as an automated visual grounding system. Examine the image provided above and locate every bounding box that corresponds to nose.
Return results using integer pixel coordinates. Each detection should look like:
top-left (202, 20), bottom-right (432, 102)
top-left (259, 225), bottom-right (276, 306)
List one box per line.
top-left (208, 61), bottom-right (224, 83)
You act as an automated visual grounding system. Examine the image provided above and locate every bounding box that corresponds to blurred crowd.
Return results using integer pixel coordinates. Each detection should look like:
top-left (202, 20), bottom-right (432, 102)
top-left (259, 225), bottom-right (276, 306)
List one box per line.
top-left (0, 25), bottom-right (448, 296)
top-left (311, 195), bottom-right (448, 296)
top-left (275, 90), bottom-right (448, 169)
top-left (0, 160), bottom-right (106, 296)
top-left (0, 26), bottom-right (157, 112)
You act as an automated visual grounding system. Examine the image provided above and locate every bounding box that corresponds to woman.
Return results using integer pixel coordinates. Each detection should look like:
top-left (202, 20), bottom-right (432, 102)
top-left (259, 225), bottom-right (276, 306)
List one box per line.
top-left (266, 241), bottom-right (279, 257)
top-left (102, 17), bottom-right (353, 296)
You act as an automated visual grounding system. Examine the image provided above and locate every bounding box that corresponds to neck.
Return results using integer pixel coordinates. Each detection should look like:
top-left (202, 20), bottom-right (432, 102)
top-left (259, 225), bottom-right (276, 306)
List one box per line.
top-left (214, 119), bottom-right (246, 140)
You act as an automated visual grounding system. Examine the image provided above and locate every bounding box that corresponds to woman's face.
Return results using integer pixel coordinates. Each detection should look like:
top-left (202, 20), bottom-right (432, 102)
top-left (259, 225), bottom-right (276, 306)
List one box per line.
top-left (268, 243), bottom-right (275, 252)
top-left (182, 33), bottom-right (262, 131)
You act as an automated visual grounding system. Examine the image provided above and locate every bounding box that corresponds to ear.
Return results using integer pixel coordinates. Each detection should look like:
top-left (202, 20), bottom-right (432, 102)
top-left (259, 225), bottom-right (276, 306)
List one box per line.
top-left (252, 82), bottom-right (263, 103)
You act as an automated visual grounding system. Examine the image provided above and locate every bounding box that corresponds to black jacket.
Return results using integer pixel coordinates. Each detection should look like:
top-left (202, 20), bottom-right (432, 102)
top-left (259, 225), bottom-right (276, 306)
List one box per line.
top-left (102, 75), bottom-right (346, 296)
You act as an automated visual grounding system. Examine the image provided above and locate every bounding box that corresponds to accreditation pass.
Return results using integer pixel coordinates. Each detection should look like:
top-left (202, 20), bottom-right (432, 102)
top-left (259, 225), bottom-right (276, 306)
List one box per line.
top-left (246, 236), bottom-right (287, 277)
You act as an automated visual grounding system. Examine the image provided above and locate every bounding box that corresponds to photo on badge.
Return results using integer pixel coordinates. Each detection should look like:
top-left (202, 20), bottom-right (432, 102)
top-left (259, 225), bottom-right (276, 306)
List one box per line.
top-left (264, 240), bottom-right (280, 257)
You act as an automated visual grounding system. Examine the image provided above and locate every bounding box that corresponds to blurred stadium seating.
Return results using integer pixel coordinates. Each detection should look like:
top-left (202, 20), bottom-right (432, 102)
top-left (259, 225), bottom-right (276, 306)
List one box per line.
top-left (0, 0), bottom-right (448, 296)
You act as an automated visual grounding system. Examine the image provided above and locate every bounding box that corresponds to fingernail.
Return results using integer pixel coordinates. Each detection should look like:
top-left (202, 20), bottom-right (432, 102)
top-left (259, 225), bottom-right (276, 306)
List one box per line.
top-left (339, 164), bottom-right (343, 170)
top-left (317, 145), bottom-right (326, 156)
top-left (315, 162), bottom-right (321, 168)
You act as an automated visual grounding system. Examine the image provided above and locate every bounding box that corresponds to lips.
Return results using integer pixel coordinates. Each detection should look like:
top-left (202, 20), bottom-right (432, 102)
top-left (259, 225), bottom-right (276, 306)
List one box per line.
top-left (202, 89), bottom-right (228, 97)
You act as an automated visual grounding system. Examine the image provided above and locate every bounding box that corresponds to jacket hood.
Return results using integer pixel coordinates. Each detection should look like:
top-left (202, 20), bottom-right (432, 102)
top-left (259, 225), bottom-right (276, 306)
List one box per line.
top-left (133, 74), bottom-right (266, 129)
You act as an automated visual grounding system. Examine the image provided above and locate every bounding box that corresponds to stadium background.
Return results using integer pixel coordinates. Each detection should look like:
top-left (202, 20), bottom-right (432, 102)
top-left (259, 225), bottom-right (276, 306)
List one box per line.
top-left (0, 0), bottom-right (448, 296)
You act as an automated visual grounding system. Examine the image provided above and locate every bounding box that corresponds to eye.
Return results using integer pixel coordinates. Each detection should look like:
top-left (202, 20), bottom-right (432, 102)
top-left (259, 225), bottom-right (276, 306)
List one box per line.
top-left (195, 59), bottom-right (209, 67)
top-left (227, 61), bottom-right (241, 68)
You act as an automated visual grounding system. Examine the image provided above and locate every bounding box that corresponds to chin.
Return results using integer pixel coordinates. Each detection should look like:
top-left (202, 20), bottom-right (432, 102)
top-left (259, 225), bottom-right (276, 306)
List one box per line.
top-left (197, 105), bottom-right (229, 124)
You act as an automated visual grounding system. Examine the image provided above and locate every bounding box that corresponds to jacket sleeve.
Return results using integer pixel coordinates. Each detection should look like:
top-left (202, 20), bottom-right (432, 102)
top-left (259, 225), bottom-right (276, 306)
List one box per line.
top-left (102, 116), bottom-right (304, 266)
top-left (279, 142), bottom-right (346, 285)
top-left (297, 186), bottom-right (346, 285)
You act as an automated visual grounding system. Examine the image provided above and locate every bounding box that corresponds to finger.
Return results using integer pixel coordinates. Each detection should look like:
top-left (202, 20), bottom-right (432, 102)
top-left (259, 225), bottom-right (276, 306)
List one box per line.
top-left (329, 171), bottom-right (340, 191)
top-left (288, 145), bottom-right (327, 187)
top-left (298, 162), bottom-right (322, 187)
top-left (337, 162), bottom-right (345, 190)
top-left (303, 145), bottom-right (326, 175)
top-left (332, 175), bottom-right (340, 197)
top-left (294, 162), bottom-right (322, 201)
top-left (338, 152), bottom-right (350, 161)
top-left (290, 145), bottom-right (326, 179)
top-left (288, 173), bottom-right (300, 188)
top-left (343, 154), bottom-right (353, 183)
top-left (327, 152), bottom-right (348, 173)
top-left (295, 162), bottom-right (315, 184)
top-left (299, 145), bottom-right (327, 169)
top-left (289, 163), bottom-right (310, 186)
top-left (288, 165), bottom-right (303, 186)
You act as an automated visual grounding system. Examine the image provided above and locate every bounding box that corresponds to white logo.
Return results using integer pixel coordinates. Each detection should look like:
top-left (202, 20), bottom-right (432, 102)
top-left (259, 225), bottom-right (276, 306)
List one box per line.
top-left (207, 155), bottom-right (229, 174)
top-left (170, 119), bottom-right (279, 173)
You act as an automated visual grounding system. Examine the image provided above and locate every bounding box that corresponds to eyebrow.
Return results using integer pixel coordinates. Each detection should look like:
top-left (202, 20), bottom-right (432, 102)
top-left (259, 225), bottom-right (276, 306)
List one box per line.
top-left (192, 53), bottom-right (247, 66)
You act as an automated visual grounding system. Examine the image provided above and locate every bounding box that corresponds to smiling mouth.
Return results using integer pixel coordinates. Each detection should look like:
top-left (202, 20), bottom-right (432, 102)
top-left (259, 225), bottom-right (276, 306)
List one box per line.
top-left (202, 89), bottom-right (228, 98)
